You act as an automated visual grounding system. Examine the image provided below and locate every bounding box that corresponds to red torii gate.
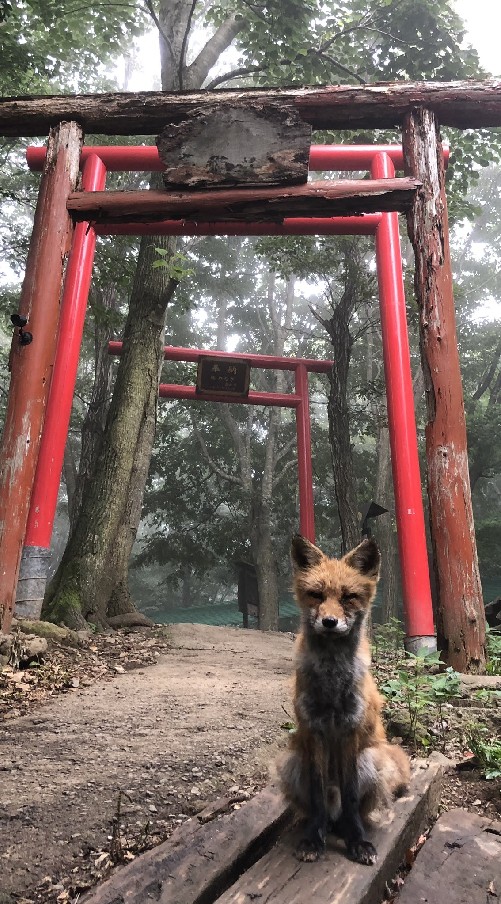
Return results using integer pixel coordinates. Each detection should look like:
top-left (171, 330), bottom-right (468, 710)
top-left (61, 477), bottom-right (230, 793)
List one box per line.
top-left (110, 341), bottom-right (333, 544)
top-left (6, 141), bottom-right (437, 652)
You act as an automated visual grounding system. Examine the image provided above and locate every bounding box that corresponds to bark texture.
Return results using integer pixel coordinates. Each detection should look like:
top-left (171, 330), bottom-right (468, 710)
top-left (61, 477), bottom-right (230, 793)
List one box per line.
top-left (69, 285), bottom-right (118, 531)
top-left (313, 240), bottom-right (365, 553)
top-left (3, 80), bottom-right (501, 136)
top-left (403, 107), bottom-right (486, 673)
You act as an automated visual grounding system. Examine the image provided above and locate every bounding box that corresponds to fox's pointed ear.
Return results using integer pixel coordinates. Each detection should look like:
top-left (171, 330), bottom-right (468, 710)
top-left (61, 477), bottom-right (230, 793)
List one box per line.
top-left (344, 538), bottom-right (380, 579)
top-left (291, 534), bottom-right (323, 571)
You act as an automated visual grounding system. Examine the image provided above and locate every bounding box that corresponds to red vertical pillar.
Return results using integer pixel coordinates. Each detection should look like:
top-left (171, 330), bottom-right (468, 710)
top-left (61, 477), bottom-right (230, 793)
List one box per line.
top-left (0, 122), bottom-right (82, 633)
top-left (295, 364), bottom-right (315, 542)
top-left (372, 152), bottom-right (435, 652)
top-left (14, 154), bottom-right (107, 620)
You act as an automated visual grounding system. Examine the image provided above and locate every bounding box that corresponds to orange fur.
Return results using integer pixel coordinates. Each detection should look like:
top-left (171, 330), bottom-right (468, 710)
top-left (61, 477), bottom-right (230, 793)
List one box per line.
top-left (279, 535), bottom-right (410, 864)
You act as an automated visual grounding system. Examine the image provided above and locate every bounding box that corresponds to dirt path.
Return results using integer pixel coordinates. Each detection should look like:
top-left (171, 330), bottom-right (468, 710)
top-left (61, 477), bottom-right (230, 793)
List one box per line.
top-left (0, 624), bottom-right (294, 903)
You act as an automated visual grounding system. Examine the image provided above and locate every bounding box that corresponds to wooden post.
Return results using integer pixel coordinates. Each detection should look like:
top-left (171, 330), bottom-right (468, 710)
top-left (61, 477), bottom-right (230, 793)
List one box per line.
top-left (402, 108), bottom-right (486, 672)
top-left (0, 121), bottom-right (82, 633)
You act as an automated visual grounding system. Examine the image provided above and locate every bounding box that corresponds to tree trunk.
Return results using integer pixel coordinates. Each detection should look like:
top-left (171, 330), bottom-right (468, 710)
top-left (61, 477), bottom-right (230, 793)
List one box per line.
top-left (327, 325), bottom-right (359, 553)
top-left (43, 1), bottom-right (242, 628)
top-left (43, 237), bottom-right (177, 628)
top-left (314, 240), bottom-right (364, 553)
top-left (69, 285), bottom-right (118, 531)
top-left (403, 107), bottom-right (486, 672)
top-left (251, 498), bottom-right (279, 632)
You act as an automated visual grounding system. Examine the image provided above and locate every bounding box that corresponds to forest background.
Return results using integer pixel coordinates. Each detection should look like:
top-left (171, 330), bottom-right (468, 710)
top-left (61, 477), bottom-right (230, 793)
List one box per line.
top-left (0, 0), bottom-right (501, 633)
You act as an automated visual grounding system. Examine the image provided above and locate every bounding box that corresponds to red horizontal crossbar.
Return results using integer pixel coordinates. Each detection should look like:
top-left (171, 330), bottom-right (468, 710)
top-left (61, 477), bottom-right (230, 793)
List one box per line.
top-left (96, 215), bottom-right (381, 236)
top-left (108, 341), bottom-right (333, 373)
top-left (159, 384), bottom-right (301, 406)
top-left (27, 144), bottom-right (406, 173)
top-left (27, 143), bottom-right (450, 173)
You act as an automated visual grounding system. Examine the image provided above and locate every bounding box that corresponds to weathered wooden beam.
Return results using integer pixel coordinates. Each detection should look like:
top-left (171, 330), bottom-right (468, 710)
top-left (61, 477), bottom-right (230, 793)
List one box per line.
top-left (66, 178), bottom-right (421, 224)
top-left (0, 122), bottom-right (82, 634)
top-left (402, 108), bottom-right (486, 674)
top-left (1, 81), bottom-right (501, 137)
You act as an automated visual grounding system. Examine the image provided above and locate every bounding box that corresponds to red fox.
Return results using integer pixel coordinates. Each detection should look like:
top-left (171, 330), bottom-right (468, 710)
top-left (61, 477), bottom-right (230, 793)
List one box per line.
top-left (279, 534), bottom-right (410, 865)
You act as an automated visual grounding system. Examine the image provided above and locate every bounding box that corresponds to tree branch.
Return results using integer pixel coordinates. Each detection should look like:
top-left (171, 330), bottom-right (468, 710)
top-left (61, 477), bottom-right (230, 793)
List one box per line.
top-left (186, 13), bottom-right (244, 89)
top-left (143, 0), bottom-right (174, 60)
top-left (191, 416), bottom-right (243, 487)
top-left (274, 435), bottom-right (296, 466)
top-left (179, 0), bottom-right (198, 90)
top-left (204, 65), bottom-right (263, 90)
top-left (317, 51), bottom-right (366, 85)
top-left (218, 405), bottom-right (253, 492)
top-left (275, 456), bottom-right (298, 485)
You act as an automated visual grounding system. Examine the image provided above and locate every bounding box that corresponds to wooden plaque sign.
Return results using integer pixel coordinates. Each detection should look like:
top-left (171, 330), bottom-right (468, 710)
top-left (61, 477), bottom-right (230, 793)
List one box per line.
top-left (196, 357), bottom-right (250, 397)
top-left (156, 103), bottom-right (311, 190)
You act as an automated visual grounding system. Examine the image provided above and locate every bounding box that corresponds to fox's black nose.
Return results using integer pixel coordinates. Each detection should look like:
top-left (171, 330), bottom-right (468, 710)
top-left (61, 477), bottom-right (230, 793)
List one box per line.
top-left (322, 616), bottom-right (338, 629)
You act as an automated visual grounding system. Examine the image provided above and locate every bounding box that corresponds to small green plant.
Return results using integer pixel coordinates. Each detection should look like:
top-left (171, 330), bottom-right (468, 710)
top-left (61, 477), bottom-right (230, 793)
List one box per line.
top-left (153, 247), bottom-right (194, 281)
top-left (486, 625), bottom-right (501, 675)
top-left (468, 729), bottom-right (501, 779)
top-left (381, 649), bottom-right (461, 751)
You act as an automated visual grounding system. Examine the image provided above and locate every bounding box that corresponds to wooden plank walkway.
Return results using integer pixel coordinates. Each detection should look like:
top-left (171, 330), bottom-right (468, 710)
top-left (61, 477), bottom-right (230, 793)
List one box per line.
top-left (215, 756), bottom-right (444, 904)
top-left (396, 809), bottom-right (501, 904)
top-left (81, 755), bottom-right (446, 904)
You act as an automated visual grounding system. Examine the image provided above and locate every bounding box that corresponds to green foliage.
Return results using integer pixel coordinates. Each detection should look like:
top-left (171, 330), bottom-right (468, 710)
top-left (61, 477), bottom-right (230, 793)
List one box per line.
top-left (153, 248), bottom-right (195, 282)
top-left (381, 650), bottom-right (461, 750)
top-left (0, 0), bottom-right (148, 95)
top-left (467, 729), bottom-right (501, 779)
top-left (486, 626), bottom-right (501, 676)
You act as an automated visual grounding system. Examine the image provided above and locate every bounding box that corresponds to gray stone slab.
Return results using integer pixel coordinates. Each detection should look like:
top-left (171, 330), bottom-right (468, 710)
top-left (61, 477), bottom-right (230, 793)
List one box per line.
top-left (396, 808), bottom-right (501, 904)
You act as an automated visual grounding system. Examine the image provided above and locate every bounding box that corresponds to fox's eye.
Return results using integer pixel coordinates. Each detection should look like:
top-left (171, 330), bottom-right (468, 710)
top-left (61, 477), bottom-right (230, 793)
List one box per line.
top-left (309, 590), bottom-right (324, 601)
top-left (343, 592), bottom-right (358, 602)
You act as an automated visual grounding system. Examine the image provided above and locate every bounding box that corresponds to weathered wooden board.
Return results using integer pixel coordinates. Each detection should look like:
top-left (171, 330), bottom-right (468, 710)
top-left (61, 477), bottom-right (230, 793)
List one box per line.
top-left (214, 756), bottom-right (446, 904)
top-left (396, 809), bottom-right (501, 904)
top-left (66, 178), bottom-right (421, 225)
top-left (156, 104), bottom-right (311, 189)
top-left (80, 784), bottom-right (291, 904)
top-left (2, 81), bottom-right (501, 136)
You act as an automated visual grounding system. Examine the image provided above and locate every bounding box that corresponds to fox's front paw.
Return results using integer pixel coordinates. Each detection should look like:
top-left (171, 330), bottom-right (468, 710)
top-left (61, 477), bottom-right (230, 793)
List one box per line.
top-left (296, 823), bottom-right (326, 862)
top-left (296, 837), bottom-right (325, 862)
top-left (346, 839), bottom-right (377, 865)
